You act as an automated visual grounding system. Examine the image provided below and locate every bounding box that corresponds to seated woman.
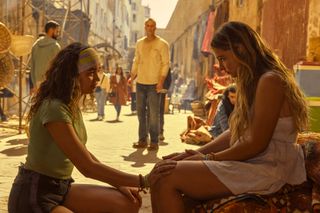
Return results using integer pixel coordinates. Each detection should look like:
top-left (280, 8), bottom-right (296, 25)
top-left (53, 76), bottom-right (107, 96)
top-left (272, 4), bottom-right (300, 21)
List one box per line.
top-left (209, 85), bottom-right (236, 138)
top-left (151, 21), bottom-right (308, 213)
top-left (8, 43), bottom-right (176, 213)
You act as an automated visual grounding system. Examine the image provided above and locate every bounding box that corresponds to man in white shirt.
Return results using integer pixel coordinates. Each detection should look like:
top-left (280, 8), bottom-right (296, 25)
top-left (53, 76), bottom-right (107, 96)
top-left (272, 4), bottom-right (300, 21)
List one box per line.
top-left (131, 18), bottom-right (170, 151)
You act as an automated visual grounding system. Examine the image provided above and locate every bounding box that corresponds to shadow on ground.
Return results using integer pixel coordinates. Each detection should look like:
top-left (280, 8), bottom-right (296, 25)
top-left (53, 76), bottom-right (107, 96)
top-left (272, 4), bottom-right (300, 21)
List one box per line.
top-left (123, 113), bottom-right (137, 117)
top-left (0, 123), bottom-right (20, 131)
top-left (122, 148), bottom-right (162, 167)
top-left (0, 132), bottom-right (18, 140)
top-left (0, 138), bottom-right (29, 156)
top-left (105, 120), bottom-right (123, 123)
top-left (0, 123), bottom-right (21, 140)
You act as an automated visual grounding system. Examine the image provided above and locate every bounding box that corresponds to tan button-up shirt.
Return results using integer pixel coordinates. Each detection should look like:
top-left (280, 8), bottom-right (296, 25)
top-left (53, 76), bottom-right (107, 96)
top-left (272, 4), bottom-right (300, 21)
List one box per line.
top-left (131, 36), bottom-right (170, 85)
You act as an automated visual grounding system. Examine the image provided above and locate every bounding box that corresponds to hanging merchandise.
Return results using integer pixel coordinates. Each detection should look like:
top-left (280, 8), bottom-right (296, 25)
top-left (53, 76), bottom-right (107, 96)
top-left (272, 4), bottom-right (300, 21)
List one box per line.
top-left (10, 35), bottom-right (34, 57)
top-left (0, 22), bottom-right (12, 54)
top-left (0, 52), bottom-right (14, 87)
top-left (201, 11), bottom-right (216, 56)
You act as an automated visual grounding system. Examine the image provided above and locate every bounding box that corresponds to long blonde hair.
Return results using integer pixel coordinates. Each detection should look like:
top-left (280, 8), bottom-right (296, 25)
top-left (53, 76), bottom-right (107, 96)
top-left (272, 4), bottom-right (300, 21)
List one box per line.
top-left (211, 21), bottom-right (308, 144)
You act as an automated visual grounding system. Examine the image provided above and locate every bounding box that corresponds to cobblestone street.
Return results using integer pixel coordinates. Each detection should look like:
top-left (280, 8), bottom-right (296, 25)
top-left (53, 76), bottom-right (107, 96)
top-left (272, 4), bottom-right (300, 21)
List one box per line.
top-left (0, 104), bottom-right (195, 212)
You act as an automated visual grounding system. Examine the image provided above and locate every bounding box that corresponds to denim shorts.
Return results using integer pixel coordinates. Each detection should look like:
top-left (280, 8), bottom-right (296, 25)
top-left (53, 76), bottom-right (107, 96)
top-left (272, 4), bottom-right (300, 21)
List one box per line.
top-left (8, 165), bottom-right (74, 213)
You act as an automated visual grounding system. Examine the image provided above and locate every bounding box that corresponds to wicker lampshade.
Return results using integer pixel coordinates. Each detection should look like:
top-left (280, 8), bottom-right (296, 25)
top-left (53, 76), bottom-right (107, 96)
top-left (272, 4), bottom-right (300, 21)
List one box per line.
top-left (0, 22), bottom-right (12, 54)
top-left (10, 35), bottom-right (35, 56)
top-left (0, 52), bottom-right (14, 87)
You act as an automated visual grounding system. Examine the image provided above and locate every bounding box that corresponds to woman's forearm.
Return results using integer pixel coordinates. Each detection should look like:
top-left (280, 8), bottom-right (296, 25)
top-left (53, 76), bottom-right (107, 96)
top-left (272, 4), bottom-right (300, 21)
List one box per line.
top-left (214, 138), bottom-right (268, 161)
top-left (83, 161), bottom-right (140, 188)
top-left (196, 130), bottom-right (231, 154)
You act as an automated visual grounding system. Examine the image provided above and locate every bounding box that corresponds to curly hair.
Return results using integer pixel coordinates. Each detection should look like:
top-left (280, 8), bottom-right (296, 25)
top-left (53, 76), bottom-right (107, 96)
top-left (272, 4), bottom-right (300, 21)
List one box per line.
top-left (211, 21), bottom-right (309, 144)
top-left (28, 42), bottom-right (88, 121)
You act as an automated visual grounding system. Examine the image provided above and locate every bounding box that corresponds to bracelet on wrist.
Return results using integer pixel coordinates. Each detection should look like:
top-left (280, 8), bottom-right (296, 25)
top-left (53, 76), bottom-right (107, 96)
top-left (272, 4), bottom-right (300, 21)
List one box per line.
top-left (138, 174), bottom-right (147, 193)
top-left (138, 174), bottom-right (150, 193)
top-left (204, 153), bottom-right (215, 161)
top-left (209, 153), bottom-right (215, 161)
top-left (204, 154), bottom-right (209, 161)
top-left (144, 174), bottom-right (150, 189)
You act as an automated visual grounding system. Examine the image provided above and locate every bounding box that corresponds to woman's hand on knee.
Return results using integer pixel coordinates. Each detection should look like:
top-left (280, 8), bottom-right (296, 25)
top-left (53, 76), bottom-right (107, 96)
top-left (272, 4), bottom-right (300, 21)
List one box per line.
top-left (148, 160), bottom-right (177, 185)
top-left (184, 149), bottom-right (205, 161)
top-left (118, 186), bottom-right (142, 207)
top-left (162, 152), bottom-right (191, 161)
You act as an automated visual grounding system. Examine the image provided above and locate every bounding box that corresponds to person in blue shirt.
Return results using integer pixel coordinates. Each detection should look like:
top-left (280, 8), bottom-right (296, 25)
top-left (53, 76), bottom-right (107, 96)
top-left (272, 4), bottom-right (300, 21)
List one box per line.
top-left (209, 85), bottom-right (236, 138)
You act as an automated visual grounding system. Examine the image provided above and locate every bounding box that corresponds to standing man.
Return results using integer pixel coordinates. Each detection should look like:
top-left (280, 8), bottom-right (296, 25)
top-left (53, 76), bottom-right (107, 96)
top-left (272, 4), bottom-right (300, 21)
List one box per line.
top-left (131, 18), bottom-right (170, 151)
top-left (30, 20), bottom-right (61, 89)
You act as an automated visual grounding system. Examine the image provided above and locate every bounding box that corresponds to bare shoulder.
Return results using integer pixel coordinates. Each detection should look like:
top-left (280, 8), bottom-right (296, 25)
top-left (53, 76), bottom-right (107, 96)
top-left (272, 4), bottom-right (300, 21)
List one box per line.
top-left (259, 71), bottom-right (282, 82)
top-left (257, 71), bottom-right (284, 90)
top-left (254, 71), bottom-right (286, 116)
top-left (255, 71), bottom-right (286, 110)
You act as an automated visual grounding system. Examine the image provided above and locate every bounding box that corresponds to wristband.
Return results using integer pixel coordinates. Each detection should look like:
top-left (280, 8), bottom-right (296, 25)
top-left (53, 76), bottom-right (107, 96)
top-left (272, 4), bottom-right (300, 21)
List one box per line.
top-left (144, 174), bottom-right (150, 189)
top-left (204, 153), bottom-right (215, 161)
top-left (138, 174), bottom-right (147, 193)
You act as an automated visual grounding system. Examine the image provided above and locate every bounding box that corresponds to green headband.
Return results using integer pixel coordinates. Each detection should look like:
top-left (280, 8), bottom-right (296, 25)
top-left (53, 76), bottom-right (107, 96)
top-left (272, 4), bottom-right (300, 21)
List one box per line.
top-left (77, 48), bottom-right (100, 73)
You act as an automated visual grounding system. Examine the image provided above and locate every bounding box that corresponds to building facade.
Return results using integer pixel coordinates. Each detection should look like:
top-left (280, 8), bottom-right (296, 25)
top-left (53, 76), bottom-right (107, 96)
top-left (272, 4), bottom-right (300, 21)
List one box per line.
top-left (127, 0), bottom-right (150, 71)
top-left (0, 0), bottom-right (147, 118)
top-left (161, 0), bottom-right (214, 101)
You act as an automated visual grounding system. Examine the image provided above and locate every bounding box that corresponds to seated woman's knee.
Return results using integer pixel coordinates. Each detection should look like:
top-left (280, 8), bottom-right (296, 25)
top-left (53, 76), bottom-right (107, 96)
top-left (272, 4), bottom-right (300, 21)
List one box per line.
top-left (111, 195), bottom-right (140, 213)
top-left (152, 172), bottom-right (176, 189)
top-left (116, 200), bottom-right (140, 213)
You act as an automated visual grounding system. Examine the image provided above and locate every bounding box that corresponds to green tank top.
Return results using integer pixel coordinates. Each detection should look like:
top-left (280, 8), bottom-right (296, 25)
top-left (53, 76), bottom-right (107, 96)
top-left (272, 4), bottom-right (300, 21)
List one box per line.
top-left (25, 99), bottom-right (87, 179)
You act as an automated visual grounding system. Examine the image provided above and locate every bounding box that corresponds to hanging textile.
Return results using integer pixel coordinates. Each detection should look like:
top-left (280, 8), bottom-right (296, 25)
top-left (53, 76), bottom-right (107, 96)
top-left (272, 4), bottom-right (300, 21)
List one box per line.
top-left (201, 11), bottom-right (216, 57)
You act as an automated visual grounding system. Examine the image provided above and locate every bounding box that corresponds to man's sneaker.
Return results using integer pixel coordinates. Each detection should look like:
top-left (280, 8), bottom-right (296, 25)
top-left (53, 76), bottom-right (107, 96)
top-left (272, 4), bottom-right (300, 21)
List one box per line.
top-left (158, 133), bottom-right (165, 141)
top-left (147, 143), bottom-right (159, 151)
top-left (132, 140), bottom-right (148, 148)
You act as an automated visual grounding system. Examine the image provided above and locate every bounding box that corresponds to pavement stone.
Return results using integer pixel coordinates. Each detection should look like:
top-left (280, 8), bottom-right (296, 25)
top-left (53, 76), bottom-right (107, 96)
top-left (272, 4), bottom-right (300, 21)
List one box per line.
top-left (0, 104), bottom-right (196, 212)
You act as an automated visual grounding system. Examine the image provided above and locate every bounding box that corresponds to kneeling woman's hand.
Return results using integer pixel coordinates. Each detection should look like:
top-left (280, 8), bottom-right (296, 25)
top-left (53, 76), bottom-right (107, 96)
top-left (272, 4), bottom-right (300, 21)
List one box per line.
top-left (148, 160), bottom-right (177, 186)
top-left (118, 186), bottom-right (142, 207)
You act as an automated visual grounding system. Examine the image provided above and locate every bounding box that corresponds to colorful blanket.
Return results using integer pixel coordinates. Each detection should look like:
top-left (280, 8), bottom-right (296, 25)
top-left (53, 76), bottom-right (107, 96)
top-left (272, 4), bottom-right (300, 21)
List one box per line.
top-left (188, 133), bottom-right (320, 212)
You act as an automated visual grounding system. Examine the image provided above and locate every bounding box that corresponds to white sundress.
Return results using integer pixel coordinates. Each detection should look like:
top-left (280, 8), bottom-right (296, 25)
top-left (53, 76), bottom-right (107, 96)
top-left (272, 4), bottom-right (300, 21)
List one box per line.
top-left (203, 117), bottom-right (306, 195)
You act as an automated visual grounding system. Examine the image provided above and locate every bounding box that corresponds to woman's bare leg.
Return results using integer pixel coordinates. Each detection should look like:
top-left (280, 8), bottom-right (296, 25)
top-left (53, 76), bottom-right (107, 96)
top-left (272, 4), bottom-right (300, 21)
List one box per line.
top-left (151, 161), bottom-right (232, 213)
top-left (51, 206), bottom-right (73, 213)
top-left (62, 184), bottom-right (140, 213)
top-left (150, 181), bottom-right (161, 213)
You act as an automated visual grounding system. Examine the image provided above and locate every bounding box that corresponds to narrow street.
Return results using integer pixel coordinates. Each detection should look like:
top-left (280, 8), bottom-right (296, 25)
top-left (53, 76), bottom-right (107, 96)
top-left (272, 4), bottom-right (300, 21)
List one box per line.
top-left (0, 104), bottom-right (196, 212)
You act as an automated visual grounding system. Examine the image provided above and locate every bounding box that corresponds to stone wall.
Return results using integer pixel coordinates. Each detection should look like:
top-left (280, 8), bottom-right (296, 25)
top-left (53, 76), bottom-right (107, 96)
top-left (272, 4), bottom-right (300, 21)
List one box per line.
top-left (164, 0), bottom-right (212, 44)
top-left (261, 0), bottom-right (309, 68)
top-left (307, 0), bottom-right (320, 62)
top-left (228, 0), bottom-right (262, 31)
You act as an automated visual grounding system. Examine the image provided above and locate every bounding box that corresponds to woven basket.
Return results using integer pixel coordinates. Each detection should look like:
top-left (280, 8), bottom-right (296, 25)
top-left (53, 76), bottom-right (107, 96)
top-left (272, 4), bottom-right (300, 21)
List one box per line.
top-left (191, 101), bottom-right (204, 110)
top-left (297, 132), bottom-right (320, 144)
top-left (10, 35), bottom-right (34, 56)
top-left (0, 22), bottom-right (12, 54)
top-left (0, 52), bottom-right (15, 87)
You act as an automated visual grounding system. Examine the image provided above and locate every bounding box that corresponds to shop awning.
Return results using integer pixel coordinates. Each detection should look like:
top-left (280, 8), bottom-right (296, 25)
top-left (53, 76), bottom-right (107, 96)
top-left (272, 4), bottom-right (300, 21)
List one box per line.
top-left (201, 11), bottom-right (216, 57)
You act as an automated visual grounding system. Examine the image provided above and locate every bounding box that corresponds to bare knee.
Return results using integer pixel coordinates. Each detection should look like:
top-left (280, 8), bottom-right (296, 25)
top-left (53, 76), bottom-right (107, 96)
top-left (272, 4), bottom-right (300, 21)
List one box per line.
top-left (113, 197), bottom-right (140, 213)
top-left (151, 175), bottom-right (175, 195)
top-left (51, 205), bottom-right (73, 213)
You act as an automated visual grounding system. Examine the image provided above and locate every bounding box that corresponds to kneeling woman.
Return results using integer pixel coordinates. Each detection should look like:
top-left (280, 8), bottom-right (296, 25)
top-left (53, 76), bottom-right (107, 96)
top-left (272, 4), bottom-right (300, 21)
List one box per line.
top-left (152, 21), bottom-right (308, 213)
top-left (8, 43), bottom-right (175, 213)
